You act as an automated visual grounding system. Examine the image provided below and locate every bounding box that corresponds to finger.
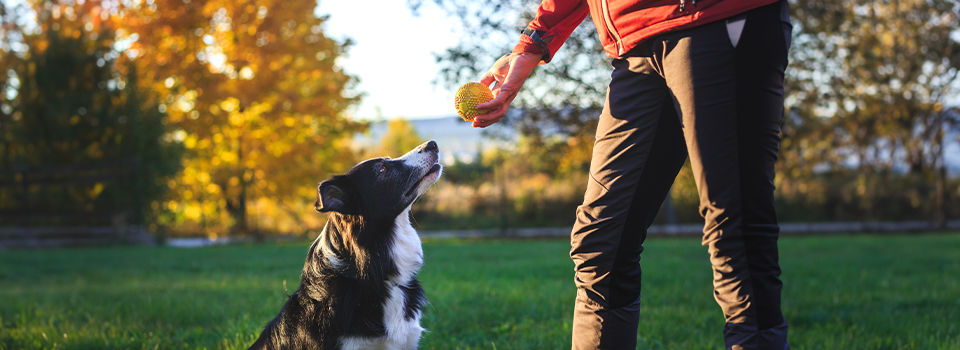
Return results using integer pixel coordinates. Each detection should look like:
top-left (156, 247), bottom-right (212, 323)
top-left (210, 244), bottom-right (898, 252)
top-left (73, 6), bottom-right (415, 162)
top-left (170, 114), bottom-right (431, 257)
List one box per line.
top-left (476, 93), bottom-right (505, 110)
top-left (484, 82), bottom-right (518, 109)
top-left (473, 113), bottom-right (502, 128)
top-left (473, 105), bottom-right (501, 124)
top-left (479, 72), bottom-right (496, 87)
top-left (474, 100), bottom-right (509, 124)
top-left (481, 55), bottom-right (511, 86)
top-left (479, 79), bottom-right (519, 108)
top-left (477, 88), bottom-right (516, 118)
top-left (477, 107), bottom-right (506, 128)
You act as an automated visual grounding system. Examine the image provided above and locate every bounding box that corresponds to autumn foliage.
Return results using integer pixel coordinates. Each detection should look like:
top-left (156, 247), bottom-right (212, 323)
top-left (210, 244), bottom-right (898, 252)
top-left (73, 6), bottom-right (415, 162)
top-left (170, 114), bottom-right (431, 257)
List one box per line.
top-left (1, 0), bottom-right (362, 237)
top-left (118, 0), bottom-right (364, 237)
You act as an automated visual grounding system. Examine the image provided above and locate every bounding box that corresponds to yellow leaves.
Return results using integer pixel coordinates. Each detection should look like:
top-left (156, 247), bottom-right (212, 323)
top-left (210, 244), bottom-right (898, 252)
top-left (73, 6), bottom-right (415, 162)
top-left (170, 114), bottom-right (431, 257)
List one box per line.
top-left (268, 60), bottom-right (283, 71)
top-left (184, 204), bottom-right (202, 221)
top-left (219, 98), bottom-right (238, 113)
top-left (171, 130), bottom-right (186, 143)
top-left (247, 101), bottom-right (270, 115)
top-left (180, 167), bottom-right (198, 185)
top-left (184, 135), bottom-right (197, 149)
top-left (880, 32), bottom-right (895, 48)
top-left (228, 113), bottom-right (245, 126)
top-left (113, 0), bottom-right (359, 236)
top-left (219, 150), bottom-right (238, 164)
top-left (256, 6), bottom-right (268, 20)
top-left (267, 142), bottom-right (290, 157)
top-left (197, 171), bottom-right (211, 184)
top-left (35, 39), bottom-right (50, 53)
top-left (89, 182), bottom-right (105, 198)
top-left (216, 22), bottom-right (231, 33)
top-left (174, 90), bottom-right (198, 112)
top-left (239, 66), bottom-right (255, 80)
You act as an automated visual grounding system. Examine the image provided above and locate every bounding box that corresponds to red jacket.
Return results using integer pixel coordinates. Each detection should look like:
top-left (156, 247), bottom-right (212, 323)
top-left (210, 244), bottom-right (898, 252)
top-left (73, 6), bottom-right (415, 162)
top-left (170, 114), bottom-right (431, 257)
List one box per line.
top-left (513, 0), bottom-right (778, 62)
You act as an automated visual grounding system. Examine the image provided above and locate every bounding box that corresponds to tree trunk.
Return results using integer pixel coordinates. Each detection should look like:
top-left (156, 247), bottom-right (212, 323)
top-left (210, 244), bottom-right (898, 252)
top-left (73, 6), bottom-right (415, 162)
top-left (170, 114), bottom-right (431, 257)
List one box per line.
top-left (229, 135), bottom-right (250, 238)
top-left (857, 148), bottom-right (874, 220)
top-left (935, 120), bottom-right (948, 229)
top-left (936, 163), bottom-right (947, 229)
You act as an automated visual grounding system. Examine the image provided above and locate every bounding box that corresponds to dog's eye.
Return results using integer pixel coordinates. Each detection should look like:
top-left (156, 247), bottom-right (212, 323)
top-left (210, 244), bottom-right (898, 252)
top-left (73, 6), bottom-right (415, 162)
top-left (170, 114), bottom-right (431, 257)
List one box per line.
top-left (377, 164), bottom-right (386, 174)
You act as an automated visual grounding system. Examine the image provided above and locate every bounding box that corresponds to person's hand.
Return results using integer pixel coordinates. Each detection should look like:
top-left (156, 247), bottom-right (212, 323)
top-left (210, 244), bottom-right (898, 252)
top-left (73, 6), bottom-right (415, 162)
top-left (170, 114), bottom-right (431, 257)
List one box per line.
top-left (473, 52), bottom-right (540, 128)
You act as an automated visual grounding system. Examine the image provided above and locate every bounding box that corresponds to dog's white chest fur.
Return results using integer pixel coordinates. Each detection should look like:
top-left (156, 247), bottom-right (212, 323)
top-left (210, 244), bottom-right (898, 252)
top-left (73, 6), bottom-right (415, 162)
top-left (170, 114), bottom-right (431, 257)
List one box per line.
top-left (339, 208), bottom-right (424, 350)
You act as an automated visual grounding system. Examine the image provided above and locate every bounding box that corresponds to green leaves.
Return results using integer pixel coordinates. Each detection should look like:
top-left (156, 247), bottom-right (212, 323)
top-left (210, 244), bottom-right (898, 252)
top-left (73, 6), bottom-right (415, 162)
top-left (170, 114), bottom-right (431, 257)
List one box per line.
top-left (0, 3), bottom-right (181, 226)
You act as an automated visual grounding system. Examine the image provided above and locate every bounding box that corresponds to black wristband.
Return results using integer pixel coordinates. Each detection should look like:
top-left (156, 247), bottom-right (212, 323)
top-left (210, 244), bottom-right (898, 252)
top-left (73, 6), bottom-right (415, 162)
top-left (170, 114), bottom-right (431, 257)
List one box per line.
top-left (521, 29), bottom-right (551, 61)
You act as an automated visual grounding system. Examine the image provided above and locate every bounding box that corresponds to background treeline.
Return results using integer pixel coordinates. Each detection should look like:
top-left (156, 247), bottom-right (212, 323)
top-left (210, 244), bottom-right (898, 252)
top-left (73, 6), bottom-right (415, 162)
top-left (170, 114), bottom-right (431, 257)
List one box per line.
top-left (412, 0), bottom-right (960, 229)
top-left (1, 0), bottom-right (958, 238)
top-left (0, 0), bottom-right (361, 238)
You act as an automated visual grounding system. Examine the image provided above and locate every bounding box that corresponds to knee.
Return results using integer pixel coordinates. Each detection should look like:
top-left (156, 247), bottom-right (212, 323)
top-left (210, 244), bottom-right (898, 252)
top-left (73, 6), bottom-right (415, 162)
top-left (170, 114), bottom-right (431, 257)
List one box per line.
top-left (572, 260), bottom-right (643, 309)
top-left (608, 262), bottom-right (643, 308)
top-left (699, 199), bottom-right (742, 224)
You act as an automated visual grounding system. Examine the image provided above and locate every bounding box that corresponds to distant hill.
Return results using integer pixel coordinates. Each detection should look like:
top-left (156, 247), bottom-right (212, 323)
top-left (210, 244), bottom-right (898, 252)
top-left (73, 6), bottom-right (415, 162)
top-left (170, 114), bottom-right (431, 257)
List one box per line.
top-left (353, 116), bottom-right (515, 164)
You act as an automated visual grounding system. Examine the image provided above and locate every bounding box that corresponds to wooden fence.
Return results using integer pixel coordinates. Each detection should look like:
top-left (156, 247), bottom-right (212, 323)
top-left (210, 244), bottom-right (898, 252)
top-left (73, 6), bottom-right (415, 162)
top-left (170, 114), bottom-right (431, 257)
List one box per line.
top-left (419, 220), bottom-right (960, 239)
top-left (0, 159), bottom-right (152, 248)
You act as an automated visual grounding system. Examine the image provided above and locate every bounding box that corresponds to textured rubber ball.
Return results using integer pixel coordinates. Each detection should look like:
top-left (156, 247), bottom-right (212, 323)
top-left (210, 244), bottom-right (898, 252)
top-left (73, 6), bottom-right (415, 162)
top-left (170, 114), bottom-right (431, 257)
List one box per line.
top-left (454, 82), bottom-right (495, 122)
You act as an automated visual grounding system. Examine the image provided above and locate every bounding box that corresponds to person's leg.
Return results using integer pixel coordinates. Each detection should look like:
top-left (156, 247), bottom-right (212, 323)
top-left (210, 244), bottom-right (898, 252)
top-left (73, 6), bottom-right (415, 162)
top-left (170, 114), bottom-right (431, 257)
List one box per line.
top-left (659, 2), bottom-right (790, 349)
top-left (570, 57), bottom-right (686, 349)
top-left (731, 1), bottom-right (792, 347)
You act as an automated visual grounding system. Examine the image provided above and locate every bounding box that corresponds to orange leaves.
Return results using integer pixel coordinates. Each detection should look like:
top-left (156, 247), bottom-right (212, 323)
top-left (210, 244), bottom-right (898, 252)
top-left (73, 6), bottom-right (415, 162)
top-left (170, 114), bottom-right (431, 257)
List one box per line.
top-left (104, 0), bottom-right (362, 235)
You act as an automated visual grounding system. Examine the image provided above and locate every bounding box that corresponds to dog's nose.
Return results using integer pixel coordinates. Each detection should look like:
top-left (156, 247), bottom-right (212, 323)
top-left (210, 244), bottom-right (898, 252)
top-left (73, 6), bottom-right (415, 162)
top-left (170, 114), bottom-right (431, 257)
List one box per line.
top-left (419, 140), bottom-right (438, 153)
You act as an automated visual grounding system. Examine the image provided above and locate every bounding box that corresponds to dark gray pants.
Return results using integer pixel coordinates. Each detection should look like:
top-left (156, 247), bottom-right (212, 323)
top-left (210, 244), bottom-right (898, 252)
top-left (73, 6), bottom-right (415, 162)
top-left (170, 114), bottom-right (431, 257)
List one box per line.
top-left (569, 2), bottom-right (791, 349)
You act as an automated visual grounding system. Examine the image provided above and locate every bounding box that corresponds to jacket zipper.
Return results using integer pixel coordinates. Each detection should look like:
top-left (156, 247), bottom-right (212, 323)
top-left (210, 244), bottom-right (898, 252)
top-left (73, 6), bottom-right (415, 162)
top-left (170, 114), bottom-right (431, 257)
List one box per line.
top-left (600, 0), bottom-right (624, 56)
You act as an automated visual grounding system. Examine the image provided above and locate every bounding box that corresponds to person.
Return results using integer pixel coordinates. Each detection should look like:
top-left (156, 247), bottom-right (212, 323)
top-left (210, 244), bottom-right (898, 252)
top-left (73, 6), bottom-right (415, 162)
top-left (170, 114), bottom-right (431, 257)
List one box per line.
top-left (473, 0), bottom-right (793, 349)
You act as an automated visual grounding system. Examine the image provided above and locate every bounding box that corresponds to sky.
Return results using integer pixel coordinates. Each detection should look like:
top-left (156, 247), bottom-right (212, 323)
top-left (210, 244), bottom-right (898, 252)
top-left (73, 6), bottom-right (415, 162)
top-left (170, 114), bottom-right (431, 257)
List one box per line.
top-left (314, 1), bottom-right (464, 121)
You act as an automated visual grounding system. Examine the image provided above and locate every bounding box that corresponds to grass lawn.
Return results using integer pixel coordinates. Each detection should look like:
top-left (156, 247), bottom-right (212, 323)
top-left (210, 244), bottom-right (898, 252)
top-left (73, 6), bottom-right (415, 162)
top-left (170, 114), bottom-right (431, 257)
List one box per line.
top-left (1, 233), bottom-right (958, 349)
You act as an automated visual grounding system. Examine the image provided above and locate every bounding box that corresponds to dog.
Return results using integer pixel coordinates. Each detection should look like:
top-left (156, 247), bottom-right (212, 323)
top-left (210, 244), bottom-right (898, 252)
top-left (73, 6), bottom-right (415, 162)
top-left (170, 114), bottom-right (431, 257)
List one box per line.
top-left (250, 140), bottom-right (442, 350)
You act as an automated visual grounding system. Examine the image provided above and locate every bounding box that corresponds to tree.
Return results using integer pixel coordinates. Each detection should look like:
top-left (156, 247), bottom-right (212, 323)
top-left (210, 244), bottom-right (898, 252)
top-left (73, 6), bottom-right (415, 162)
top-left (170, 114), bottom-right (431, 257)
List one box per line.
top-left (377, 119), bottom-right (424, 158)
top-left (418, 0), bottom-right (960, 224)
top-left (117, 0), bottom-right (364, 236)
top-left (786, 0), bottom-right (960, 224)
top-left (0, 1), bottom-right (181, 225)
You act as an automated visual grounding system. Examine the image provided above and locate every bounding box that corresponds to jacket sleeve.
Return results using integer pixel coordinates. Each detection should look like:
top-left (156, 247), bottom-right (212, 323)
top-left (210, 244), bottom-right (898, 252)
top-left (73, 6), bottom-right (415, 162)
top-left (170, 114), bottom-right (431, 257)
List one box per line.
top-left (512, 0), bottom-right (590, 63)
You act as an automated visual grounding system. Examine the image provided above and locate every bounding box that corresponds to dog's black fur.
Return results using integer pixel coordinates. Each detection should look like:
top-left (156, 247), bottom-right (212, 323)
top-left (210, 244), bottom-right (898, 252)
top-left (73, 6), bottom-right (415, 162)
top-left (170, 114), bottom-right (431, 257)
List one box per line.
top-left (250, 141), bottom-right (441, 350)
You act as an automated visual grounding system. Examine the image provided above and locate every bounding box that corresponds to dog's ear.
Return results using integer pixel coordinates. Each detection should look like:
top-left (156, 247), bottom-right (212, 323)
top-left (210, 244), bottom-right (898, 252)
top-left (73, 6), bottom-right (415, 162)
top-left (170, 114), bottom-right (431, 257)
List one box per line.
top-left (315, 177), bottom-right (353, 214)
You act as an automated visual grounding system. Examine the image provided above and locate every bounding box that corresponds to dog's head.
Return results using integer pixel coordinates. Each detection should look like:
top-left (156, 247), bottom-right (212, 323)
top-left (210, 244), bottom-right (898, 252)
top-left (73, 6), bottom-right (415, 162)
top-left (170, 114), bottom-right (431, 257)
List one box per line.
top-left (315, 140), bottom-right (442, 219)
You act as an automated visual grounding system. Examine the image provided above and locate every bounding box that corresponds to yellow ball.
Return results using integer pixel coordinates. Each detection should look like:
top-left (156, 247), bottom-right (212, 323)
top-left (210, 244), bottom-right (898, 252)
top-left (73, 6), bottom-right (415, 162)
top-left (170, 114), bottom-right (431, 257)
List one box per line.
top-left (454, 82), bottom-right (494, 122)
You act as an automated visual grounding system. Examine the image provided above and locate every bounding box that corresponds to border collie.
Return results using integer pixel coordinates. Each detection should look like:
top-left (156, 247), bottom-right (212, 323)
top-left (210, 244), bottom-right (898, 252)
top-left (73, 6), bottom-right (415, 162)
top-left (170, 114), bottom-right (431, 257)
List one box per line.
top-left (250, 140), bottom-right (442, 350)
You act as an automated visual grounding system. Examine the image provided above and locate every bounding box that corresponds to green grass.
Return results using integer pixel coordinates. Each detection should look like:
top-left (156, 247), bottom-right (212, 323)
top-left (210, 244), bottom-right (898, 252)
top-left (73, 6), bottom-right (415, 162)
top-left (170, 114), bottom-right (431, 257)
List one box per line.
top-left (1, 233), bottom-right (958, 349)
